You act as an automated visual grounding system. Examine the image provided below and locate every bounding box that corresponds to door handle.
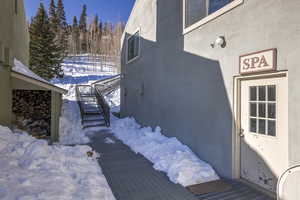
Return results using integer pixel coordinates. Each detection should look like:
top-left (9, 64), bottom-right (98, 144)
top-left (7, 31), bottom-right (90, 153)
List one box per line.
top-left (240, 128), bottom-right (245, 138)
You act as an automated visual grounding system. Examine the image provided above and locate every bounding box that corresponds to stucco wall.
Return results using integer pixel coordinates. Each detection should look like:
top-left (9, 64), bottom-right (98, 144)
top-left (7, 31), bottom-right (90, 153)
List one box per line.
top-left (0, 65), bottom-right (12, 126)
top-left (121, 0), bottom-right (300, 178)
top-left (0, 0), bottom-right (29, 127)
top-left (0, 0), bottom-right (14, 126)
top-left (13, 0), bottom-right (30, 65)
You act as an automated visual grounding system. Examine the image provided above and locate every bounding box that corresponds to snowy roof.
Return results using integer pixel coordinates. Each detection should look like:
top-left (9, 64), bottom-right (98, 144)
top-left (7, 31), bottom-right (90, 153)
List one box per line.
top-left (12, 59), bottom-right (67, 94)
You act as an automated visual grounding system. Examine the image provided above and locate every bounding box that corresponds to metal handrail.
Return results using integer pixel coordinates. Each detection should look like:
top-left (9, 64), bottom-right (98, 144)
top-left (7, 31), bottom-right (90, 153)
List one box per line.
top-left (75, 76), bottom-right (120, 128)
top-left (94, 78), bottom-right (120, 96)
top-left (94, 87), bottom-right (110, 127)
top-left (92, 74), bottom-right (120, 86)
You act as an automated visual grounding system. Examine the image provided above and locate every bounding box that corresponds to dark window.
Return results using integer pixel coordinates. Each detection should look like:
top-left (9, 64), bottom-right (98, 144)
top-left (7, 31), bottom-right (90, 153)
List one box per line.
top-left (127, 31), bottom-right (140, 62)
top-left (15, 0), bottom-right (18, 15)
top-left (268, 85), bottom-right (276, 101)
top-left (185, 0), bottom-right (234, 28)
top-left (209, 0), bottom-right (233, 14)
top-left (250, 86), bottom-right (257, 101)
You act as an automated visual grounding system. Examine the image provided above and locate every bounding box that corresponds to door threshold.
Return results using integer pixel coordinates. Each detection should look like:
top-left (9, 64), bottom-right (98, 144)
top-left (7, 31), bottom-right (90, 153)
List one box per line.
top-left (238, 179), bottom-right (276, 199)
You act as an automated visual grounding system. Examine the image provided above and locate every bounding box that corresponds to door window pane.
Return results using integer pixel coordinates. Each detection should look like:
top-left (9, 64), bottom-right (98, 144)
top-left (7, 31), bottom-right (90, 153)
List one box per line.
top-left (268, 120), bottom-right (276, 136)
top-left (248, 85), bottom-right (277, 137)
top-left (259, 103), bottom-right (266, 118)
top-left (250, 118), bottom-right (257, 133)
top-left (258, 119), bottom-right (266, 134)
top-left (268, 85), bottom-right (276, 101)
top-left (250, 103), bottom-right (257, 117)
top-left (259, 86), bottom-right (266, 101)
top-left (250, 86), bottom-right (257, 101)
top-left (268, 103), bottom-right (276, 119)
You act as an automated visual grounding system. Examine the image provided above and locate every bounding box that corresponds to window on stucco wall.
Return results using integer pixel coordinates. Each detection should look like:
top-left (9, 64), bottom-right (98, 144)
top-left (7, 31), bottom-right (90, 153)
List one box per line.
top-left (185, 0), bottom-right (234, 28)
top-left (127, 31), bottom-right (140, 63)
top-left (15, 0), bottom-right (18, 15)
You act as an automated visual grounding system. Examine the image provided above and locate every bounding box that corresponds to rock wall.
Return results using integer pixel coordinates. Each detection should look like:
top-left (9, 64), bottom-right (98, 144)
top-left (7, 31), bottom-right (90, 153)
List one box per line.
top-left (12, 90), bottom-right (51, 138)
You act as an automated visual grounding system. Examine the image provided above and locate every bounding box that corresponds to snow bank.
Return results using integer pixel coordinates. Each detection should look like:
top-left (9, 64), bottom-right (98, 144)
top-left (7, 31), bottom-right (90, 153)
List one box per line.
top-left (110, 118), bottom-right (219, 187)
top-left (13, 59), bottom-right (50, 84)
top-left (105, 88), bottom-right (120, 108)
top-left (59, 98), bottom-right (90, 145)
top-left (0, 126), bottom-right (115, 200)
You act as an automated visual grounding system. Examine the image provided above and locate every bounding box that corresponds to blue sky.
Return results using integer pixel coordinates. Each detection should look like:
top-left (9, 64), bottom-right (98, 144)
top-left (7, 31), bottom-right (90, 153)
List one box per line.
top-left (24, 0), bottom-right (135, 23)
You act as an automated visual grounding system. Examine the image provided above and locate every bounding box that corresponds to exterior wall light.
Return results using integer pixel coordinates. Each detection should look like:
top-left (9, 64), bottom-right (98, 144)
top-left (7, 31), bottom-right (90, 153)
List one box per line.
top-left (211, 36), bottom-right (226, 48)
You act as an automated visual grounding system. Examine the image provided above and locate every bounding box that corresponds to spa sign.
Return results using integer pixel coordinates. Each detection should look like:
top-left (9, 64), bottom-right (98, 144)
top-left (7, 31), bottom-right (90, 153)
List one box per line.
top-left (240, 49), bottom-right (277, 74)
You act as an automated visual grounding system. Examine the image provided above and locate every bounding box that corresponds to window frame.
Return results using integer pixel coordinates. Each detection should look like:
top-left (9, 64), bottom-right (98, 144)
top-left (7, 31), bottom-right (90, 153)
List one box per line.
top-left (126, 28), bottom-right (141, 64)
top-left (248, 85), bottom-right (278, 138)
top-left (183, 0), bottom-right (244, 35)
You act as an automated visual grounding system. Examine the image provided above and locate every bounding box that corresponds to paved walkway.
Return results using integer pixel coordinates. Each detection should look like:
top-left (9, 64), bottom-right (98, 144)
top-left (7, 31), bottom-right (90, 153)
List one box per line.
top-left (89, 130), bottom-right (274, 200)
top-left (196, 180), bottom-right (274, 200)
top-left (89, 130), bottom-right (197, 200)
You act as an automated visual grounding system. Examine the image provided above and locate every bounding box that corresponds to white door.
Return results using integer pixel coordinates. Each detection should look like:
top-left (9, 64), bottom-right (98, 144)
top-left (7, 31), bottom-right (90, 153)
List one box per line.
top-left (240, 77), bottom-right (288, 192)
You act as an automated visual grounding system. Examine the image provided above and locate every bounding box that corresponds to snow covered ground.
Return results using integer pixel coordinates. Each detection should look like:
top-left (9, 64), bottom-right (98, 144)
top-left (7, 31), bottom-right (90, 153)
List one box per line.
top-left (0, 55), bottom-right (118, 200)
top-left (0, 126), bottom-right (115, 200)
top-left (1, 54), bottom-right (219, 200)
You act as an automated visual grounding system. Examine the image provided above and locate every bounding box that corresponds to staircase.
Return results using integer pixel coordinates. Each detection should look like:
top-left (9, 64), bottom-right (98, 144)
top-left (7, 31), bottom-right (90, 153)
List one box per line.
top-left (75, 75), bottom-right (120, 129)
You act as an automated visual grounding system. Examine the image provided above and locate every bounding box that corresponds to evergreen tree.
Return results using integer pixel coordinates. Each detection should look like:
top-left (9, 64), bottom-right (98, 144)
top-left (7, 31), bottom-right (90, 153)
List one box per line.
top-left (29, 3), bottom-right (64, 80)
top-left (56, 0), bottom-right (68, 55)
top-left (57, 0), bottom-right (67, 28)
top-left (79, 4), bottom-right (87, 31)
top-left (93, 15), bottom-right (99, 30)
top-left (72, 16), bottom-right (80, 54)
top-left (48, 0), bottom-right (59, 32)
top-left (79, 4), bottom-right (87, 52)
top-left (73, 16), bottom-right (78, 28)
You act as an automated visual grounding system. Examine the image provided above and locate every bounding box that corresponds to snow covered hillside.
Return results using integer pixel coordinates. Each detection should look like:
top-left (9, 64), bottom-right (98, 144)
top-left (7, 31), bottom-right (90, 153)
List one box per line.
top-left (51, 55), bottom-right (119, 145)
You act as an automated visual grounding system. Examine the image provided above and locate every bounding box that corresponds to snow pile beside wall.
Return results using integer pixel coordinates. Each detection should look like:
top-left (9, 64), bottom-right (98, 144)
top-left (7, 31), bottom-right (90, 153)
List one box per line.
top-left (111, 117), bottom-right (219, 187)
top-left (0, 126), bottom-right (115, 200)
top-left (59, 98), bottom-right (90, 145)
top-left (104, 88), bottom-right (120, 108)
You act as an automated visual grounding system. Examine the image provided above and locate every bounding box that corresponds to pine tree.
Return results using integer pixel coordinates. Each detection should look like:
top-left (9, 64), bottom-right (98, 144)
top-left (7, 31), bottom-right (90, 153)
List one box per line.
top-left (29, 3), bottom-right (64, 80)
top-left (79, 4), bottom-right (88, 53)
top-left (56, 0), bottom-right (68, 56)
top-left (57, 0), bottom-right (67, 28)
top-left (72, 16), bottom-right (80, 54)
top-left (49, 0), bottom-right (59, 32)
top-left (79, 4), bottom-right (87, 31)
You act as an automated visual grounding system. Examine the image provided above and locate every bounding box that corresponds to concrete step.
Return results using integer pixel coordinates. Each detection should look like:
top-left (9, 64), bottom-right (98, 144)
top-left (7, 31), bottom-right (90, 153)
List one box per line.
top-left (83, 123), bottom-right (106, 129)
top-left (82, 115), bottom-right (104, 121)
top-left (83, 119), bottom-right (105, 126)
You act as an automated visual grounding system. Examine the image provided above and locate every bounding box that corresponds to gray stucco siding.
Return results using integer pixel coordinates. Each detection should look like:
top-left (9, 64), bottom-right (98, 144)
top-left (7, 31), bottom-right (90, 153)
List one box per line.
top-left (121, 0), bottom-right (300, 178)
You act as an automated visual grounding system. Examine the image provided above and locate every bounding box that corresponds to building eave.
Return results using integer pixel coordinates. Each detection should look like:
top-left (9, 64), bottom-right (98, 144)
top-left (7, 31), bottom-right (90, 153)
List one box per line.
top-left (11, 71), bottom-right (68, 94)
